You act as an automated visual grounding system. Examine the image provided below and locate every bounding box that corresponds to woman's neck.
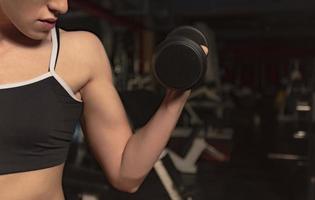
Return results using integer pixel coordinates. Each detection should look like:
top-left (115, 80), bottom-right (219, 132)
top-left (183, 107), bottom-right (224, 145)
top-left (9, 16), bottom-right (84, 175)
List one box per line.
top-left (0, 8), bottom-right (17, 41)
top-left (0, 24), bottom-right (45, 50)
top-left (0, 8), bottom-right (49, 50)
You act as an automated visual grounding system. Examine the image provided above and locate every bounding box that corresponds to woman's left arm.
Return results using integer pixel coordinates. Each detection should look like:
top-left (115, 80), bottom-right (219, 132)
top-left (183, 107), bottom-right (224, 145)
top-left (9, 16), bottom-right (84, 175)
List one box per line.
top-left (77, 31), bottom-right (193, 193)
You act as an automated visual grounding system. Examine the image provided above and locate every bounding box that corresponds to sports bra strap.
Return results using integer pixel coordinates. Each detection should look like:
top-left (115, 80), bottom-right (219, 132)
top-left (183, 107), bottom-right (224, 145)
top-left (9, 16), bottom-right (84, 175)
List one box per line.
top-left (48, 26), bottom-right (60, 72)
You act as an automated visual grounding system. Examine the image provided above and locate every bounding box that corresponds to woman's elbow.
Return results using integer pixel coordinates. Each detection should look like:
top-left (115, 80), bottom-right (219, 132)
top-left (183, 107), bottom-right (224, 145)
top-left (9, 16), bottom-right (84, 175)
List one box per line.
top-left (123, 186), bottom-right (140, 194)
top-left (111, 179), bottom-right (142, 193)
top-left (113, 183), bottom-right (140, 193)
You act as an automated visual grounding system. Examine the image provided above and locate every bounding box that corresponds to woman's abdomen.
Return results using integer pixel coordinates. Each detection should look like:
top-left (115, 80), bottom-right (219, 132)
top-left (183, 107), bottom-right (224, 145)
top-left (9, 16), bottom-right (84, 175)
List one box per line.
top-left (0, 163), bottom-right (65, 200)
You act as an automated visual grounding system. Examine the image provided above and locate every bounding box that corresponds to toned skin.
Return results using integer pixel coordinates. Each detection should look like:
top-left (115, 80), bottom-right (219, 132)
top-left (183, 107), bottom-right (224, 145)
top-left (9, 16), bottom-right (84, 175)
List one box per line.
top-left (0, 0), bottom-right (209, 199)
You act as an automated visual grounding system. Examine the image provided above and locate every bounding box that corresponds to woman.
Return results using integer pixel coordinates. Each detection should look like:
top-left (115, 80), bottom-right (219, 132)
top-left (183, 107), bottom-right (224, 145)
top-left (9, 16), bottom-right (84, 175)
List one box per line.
top-left (0, 0), bottom-right (208, 199)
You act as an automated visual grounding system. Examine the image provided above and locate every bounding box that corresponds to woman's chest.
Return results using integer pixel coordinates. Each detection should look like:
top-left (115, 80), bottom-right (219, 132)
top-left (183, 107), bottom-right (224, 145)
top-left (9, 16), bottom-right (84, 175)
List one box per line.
top-left (0, 44), bottom-right (89, 100)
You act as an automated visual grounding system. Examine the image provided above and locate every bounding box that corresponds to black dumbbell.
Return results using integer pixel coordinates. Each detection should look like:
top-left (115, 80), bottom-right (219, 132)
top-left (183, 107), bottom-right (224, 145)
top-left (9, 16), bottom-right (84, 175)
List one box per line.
top-left (152, 26), bottom-right (208, 90)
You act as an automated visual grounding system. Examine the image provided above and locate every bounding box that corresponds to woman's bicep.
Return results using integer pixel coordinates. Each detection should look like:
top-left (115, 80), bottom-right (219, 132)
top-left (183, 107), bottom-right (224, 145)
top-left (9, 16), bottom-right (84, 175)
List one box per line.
top-left (78, 32), bottom-right (133, 185)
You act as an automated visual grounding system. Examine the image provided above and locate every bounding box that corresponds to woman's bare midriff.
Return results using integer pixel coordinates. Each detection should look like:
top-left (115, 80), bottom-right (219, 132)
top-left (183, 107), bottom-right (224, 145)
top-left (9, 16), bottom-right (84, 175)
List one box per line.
top-left (0, 163), bottom-right (65, 200)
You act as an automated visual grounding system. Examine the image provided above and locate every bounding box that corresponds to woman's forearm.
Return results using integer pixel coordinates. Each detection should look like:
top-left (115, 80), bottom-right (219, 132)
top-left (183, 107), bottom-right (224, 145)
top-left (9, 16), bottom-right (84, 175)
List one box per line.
top-left (117, 90), bottom-right (190, 190)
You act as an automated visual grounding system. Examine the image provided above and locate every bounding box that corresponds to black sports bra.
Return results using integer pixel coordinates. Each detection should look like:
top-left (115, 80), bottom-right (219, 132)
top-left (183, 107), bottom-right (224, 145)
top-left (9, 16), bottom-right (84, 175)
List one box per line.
top-left (0, 27), bottom-right (83, 175)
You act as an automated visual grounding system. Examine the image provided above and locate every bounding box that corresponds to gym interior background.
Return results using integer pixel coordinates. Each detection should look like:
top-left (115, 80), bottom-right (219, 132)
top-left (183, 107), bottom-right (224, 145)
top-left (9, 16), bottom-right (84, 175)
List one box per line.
top-left (59, 0), bottom-right (315, 199)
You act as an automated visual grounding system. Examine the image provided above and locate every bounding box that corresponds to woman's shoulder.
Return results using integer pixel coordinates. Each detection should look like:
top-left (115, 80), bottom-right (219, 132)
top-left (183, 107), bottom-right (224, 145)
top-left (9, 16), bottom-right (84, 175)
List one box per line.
top-left (56, 28), bottom-right (112, 85)
top-left (59, 28), bottom-right (105, 57)
top-left (57, 28), bottom-right (111, 77)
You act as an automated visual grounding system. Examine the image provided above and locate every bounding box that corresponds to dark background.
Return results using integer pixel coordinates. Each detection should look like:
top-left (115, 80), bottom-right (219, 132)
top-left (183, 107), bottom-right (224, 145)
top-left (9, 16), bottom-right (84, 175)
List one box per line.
top-left (60, 1), bottom-right (315, 200)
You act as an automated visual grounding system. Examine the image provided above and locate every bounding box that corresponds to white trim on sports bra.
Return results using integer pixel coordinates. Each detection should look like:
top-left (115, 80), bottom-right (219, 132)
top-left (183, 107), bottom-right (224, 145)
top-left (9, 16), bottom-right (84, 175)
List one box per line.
top-left (0, 27), bottom-right (83, 103)
top-left (49, 27), bottom-right (83, 102)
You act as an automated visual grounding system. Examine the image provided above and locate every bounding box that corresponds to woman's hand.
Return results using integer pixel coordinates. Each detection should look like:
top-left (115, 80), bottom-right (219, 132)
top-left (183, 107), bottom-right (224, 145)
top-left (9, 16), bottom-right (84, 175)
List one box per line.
top-left (162, 89), bottom-right (191, 112)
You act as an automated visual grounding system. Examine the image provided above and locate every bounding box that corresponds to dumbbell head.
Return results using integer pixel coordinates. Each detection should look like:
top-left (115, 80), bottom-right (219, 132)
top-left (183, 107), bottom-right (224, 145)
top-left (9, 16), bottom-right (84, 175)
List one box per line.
top-left (153, 26), bottom-right (208, 90)
top-left (167, 26), bottom-right (208, 47)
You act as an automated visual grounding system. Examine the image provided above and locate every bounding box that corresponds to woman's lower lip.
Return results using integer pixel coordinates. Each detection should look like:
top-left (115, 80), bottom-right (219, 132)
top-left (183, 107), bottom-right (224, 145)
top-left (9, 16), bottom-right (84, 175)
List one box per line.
top-left (38, 20), bottom-right (56, 30)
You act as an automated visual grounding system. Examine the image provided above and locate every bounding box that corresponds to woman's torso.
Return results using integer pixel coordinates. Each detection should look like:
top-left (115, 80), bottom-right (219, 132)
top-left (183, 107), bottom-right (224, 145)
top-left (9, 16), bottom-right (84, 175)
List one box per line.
top-left (0, 29), bottom-right (89, 200)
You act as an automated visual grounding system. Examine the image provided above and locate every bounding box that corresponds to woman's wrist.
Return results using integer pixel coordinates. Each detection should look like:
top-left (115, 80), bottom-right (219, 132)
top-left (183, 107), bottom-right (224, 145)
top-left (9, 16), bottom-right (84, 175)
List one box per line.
top-left (161, 89), bottom-right (191, 112)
